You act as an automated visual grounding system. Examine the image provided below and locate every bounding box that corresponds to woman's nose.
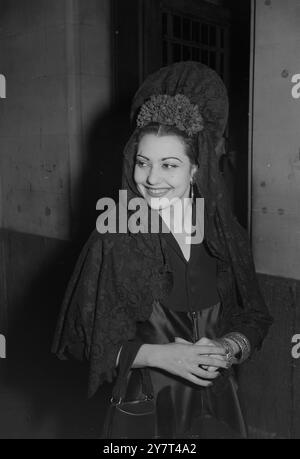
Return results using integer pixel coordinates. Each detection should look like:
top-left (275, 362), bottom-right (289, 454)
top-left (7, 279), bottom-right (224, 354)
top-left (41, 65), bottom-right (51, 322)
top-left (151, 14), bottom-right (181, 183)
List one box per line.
top-left (146, 166), bottom-right (161, 185)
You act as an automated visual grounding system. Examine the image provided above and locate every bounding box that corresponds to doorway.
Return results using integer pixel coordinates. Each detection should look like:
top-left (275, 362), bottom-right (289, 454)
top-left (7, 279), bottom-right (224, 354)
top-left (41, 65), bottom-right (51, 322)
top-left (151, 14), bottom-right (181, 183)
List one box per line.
top-left (113, 0), bottom-right (251, 226)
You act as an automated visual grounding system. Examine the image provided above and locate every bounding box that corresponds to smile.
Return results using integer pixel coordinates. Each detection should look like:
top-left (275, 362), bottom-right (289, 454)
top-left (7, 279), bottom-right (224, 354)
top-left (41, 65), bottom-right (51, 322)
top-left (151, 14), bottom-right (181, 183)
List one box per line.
top-left (145, 187), bottom-right (171, 197)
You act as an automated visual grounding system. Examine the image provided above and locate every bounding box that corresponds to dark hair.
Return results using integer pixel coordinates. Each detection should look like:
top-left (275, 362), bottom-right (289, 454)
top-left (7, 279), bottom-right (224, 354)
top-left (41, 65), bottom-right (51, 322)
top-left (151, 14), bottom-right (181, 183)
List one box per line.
top-left (136, 122), bottom-right (198, 166)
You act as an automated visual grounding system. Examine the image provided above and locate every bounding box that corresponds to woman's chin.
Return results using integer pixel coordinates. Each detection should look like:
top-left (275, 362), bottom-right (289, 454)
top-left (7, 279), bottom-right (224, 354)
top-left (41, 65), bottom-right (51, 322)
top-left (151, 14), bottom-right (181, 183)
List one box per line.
top-left (146, 196), bottom-right (181, 211)
top-left (146, 200), bottom-right (165, 210)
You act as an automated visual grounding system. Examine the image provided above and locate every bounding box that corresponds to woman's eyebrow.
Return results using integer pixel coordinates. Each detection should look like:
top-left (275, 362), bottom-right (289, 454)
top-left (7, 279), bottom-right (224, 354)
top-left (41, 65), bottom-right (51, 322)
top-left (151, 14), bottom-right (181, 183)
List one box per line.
top-left (136, 153), bottom-right (183, 163)
top-left (161, 157), bottom-right (183, 162)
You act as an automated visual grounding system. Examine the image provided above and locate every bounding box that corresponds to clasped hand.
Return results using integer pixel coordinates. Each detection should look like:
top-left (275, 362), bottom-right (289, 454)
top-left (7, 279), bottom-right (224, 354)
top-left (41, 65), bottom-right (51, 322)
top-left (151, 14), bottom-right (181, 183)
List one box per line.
top-left (154, 337), bottom-right (228, 387)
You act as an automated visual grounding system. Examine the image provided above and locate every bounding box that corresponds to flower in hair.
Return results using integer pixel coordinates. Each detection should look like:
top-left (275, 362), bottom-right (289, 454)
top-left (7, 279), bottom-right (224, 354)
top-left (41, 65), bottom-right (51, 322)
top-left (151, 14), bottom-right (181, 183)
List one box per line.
top-left (136, 94), bottom-right (204, 136)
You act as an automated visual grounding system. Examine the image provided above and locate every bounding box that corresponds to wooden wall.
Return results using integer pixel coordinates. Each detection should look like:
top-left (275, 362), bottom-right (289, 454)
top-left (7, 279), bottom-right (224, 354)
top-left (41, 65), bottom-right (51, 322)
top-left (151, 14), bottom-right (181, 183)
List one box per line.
top-left (239, 274), bottom-right (300, 438)
top-left (251, 0), bottom-right (300, 280)
top-left (0, 0), bottom-right (114, 438)
top-left (239, 0), bottom-right (300, 438)
top-left (0, 0), bottom-right (113, 241)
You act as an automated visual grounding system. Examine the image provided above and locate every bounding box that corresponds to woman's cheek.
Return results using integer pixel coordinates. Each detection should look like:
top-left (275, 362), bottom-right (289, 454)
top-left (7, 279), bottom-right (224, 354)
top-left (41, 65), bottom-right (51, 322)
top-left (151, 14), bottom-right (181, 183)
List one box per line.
top-left (133, 167), bottom-right (142, 184)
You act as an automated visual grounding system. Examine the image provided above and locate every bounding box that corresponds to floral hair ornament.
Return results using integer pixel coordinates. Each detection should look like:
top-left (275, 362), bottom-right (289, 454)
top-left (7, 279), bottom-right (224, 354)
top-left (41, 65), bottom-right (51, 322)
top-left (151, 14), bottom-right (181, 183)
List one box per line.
top-left (136, 94), bottom-right (204, 137)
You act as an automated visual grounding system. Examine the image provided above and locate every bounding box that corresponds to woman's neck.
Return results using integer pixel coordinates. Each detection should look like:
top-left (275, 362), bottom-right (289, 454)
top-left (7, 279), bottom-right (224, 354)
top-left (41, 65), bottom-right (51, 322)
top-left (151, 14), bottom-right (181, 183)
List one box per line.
top-left (159, 197), bottom-right (193, 236)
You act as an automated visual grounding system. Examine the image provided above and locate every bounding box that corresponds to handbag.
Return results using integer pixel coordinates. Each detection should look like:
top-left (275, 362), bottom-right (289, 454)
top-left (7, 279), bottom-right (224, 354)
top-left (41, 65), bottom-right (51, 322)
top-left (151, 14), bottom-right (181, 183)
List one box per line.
top-left (101, 341), bottom-right (156, 439)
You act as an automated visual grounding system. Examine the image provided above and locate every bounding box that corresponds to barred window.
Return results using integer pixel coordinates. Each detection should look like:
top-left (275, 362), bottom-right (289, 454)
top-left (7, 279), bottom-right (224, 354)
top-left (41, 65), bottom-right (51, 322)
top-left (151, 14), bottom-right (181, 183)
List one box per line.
top-left (162, 11), bottom-right (228, 82)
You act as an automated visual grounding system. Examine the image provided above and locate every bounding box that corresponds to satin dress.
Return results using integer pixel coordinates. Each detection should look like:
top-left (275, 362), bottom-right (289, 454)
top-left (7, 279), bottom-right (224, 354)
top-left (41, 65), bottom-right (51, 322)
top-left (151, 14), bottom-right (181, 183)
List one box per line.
top-left (124, 229), bottom-right (248, 439)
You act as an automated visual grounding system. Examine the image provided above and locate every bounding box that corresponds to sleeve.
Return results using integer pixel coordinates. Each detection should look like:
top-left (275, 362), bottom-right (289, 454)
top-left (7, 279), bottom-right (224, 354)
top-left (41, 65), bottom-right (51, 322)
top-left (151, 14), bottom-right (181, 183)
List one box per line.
top-left (217, 259), bottom-right (273, 355)
top-left (211, 205), bottom-right (274, 357)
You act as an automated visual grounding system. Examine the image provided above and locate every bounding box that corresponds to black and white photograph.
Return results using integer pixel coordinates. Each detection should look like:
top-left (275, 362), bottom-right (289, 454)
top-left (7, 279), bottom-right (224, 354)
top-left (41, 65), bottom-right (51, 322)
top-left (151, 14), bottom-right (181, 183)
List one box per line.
top-left (0, 0), bottom-right (299, 441)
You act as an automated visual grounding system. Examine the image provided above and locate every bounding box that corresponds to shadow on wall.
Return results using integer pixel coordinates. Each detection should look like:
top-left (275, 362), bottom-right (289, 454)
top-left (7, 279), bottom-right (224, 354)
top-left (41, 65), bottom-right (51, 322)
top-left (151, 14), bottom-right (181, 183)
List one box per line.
top-left (0, 104), bottom-right (132, 438)
top-left (76, 104), bottom-right (133, 243)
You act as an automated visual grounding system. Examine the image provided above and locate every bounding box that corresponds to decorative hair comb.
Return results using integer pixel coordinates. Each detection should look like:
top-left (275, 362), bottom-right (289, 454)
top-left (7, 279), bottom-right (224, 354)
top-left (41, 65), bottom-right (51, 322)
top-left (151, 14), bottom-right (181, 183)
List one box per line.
top-left (136, 94), bottom-right (204, 137)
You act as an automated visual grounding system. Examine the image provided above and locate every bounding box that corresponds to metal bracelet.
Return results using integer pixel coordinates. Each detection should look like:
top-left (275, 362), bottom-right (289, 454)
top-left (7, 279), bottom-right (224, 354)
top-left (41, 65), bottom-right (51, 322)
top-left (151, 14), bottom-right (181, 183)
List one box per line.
top-left (215, 337), bottom-right (236, 367)
top-left (223, 332), bottom-right (251, 364)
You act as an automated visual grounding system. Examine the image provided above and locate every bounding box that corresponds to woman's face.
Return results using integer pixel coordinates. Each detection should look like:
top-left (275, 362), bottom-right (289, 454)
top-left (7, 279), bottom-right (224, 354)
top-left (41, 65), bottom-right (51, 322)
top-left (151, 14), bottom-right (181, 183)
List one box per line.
top-left (134, 133), bottom-right (197, 210)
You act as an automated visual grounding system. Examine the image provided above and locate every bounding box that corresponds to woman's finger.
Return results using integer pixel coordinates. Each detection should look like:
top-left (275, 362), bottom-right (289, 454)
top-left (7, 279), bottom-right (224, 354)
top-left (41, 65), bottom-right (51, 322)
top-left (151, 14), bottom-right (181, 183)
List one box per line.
top-left (206, 366), bottom-right (220, 372)
top-left (208, 353), bottom-right (227, 360)
top-left (185, 373), bottom-right (214, 387)
top-left (197, 356), bottom-right (228, 369)
top-left (190, 366), bottom-right (220, 379)
top-left (193, 345), bottom-right (226, 356)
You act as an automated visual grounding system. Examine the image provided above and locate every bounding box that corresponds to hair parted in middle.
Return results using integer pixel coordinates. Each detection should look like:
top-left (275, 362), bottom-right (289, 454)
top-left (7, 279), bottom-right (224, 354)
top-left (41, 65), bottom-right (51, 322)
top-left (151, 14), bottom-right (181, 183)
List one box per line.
top-left (136, 122), bottom-right (199, 166)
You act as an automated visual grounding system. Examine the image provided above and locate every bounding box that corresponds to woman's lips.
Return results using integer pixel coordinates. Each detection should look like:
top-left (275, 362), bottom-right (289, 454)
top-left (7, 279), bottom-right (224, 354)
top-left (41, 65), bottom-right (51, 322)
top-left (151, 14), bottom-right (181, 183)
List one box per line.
top-left (145, 187), bottom-right (171, 198)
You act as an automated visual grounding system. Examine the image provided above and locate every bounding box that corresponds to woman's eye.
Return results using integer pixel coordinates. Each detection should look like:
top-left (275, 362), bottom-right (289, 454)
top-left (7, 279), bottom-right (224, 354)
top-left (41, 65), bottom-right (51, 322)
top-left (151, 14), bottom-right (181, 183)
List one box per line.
top-left (162, 163), bottom-right (178, 169)
top-left (136, 160), bottom-right (148, 168)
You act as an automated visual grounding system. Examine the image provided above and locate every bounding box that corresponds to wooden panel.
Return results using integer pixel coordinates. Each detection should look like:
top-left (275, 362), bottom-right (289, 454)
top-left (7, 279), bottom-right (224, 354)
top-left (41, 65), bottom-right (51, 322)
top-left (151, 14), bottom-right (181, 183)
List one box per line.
top-left (251, 0), bottom-right (300, 280)
top-left (238, 273), bottom-right (300, 438)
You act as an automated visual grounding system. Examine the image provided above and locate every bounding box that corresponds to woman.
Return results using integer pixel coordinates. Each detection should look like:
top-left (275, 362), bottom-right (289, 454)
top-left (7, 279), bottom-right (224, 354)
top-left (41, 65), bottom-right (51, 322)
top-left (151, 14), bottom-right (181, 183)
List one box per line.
top-left (52, 62), bottom-right (273, 439)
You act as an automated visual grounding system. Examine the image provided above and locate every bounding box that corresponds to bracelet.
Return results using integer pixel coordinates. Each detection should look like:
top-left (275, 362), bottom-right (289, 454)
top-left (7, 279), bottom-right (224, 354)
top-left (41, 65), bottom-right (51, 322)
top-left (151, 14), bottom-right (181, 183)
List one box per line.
top-left (215, 337), bottom-right (237, 367)
top-left (223, 332), bottom-right (251, 364)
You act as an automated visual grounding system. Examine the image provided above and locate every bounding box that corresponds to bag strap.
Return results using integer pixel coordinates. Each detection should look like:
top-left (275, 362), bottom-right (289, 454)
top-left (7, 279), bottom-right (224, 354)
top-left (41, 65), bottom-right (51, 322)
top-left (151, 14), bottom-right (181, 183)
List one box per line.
top-left (111, 340), bottom-right (154, 404)
top-left (140, 368), bottom-right (153, 399)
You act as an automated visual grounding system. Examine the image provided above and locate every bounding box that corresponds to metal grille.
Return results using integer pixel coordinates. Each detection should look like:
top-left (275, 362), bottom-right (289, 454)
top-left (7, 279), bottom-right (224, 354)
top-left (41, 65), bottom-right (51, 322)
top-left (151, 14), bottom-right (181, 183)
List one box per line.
top-left (162, 11), bottom-right (228, 81)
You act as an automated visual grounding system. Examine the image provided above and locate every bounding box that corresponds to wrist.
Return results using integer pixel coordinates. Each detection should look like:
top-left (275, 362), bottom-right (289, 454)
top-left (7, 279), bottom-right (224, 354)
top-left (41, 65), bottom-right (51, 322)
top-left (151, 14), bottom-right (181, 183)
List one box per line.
top-left (147, 344), bottom-right (164, 367)
top-left (132, 344), bottom-right (160, 368)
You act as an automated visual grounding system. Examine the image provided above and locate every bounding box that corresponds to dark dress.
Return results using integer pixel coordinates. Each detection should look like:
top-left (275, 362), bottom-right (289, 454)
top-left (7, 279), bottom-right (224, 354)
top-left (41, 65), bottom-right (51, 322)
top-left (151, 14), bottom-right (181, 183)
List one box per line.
top-left (123, 229), bottom-right (248, 439)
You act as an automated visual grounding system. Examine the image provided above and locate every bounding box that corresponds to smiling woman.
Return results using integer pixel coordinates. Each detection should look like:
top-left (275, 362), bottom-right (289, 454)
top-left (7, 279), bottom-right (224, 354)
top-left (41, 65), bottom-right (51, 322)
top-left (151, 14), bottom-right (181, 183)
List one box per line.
top-left (134, 126), bottom-right (199, 260)
top-left (134, 126), bottom-right (198, 210)
top-left (52, 62), bottom-right (273, 439)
